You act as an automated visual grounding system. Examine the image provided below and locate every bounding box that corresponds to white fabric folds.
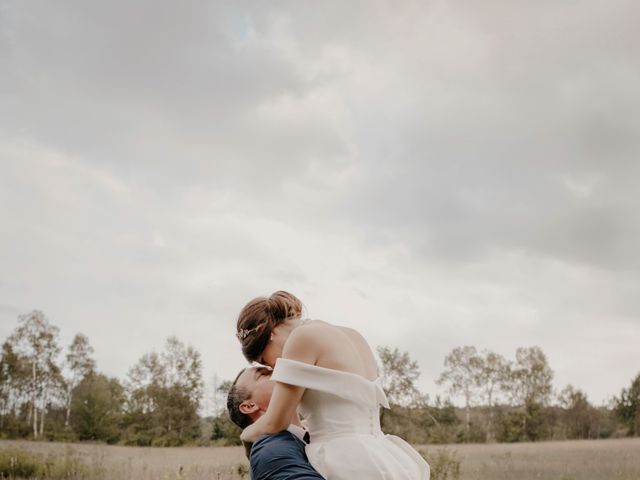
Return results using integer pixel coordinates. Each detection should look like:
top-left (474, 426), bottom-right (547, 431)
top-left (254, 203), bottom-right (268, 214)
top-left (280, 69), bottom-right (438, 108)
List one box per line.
top-left (271, 358), bottom-right (430, 479)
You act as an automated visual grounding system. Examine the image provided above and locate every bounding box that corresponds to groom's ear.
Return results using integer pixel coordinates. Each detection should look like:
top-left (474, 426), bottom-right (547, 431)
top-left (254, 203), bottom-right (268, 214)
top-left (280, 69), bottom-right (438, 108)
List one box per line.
top-left (239, 400), bottom-right (259, 415)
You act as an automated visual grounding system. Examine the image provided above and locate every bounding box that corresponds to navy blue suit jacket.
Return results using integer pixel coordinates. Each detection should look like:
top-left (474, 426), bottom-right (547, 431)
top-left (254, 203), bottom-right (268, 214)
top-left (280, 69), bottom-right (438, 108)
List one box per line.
top-left (250, 431), bottom-right (324, 480)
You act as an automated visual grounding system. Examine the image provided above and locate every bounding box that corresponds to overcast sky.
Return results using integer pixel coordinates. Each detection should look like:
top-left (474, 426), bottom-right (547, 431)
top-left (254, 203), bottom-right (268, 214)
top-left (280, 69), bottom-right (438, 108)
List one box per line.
top-left (1, 1), bottom-right (639, 408)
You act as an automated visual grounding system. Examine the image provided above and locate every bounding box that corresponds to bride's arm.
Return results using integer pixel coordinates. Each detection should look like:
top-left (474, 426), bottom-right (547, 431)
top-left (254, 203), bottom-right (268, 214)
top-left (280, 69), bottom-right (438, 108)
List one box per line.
top-left (240, 327), bottom-right (317, 443)
top-left (240, 380), bottom-right (304, 442)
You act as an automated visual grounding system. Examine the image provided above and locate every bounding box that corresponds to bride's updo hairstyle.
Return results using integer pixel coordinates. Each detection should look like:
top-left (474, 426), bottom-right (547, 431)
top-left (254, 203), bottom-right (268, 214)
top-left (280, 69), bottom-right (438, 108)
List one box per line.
top-left (236, 290), bottom-right (303, 362)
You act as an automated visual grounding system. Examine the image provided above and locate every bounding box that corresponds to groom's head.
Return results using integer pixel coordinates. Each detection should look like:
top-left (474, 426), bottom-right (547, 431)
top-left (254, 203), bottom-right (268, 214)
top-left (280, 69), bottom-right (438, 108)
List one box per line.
top-left (227, 366), bottom-right (274, 428)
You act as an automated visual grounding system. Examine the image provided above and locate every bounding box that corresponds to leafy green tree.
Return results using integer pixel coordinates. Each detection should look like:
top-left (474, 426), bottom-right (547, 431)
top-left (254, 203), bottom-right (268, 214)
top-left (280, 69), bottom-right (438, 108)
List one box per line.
top-left (207, 377), bottom-right (242, 445)
top-left (71, 373), bottom-right (124, 443)
top-left (437, 346), bottom-right (481, 438)
top-left (162, 336), bottom-right (202, 407)
top-left (502, 346), bottom-right (554, 441)
top-left (558, 385), bottom-right (597, 439)
top-left (495, 407), bottom-right (527, 442)
top-left (210, 413), bottom-right (242, 445)
top-left (615, 372), bottom-right (640, 436)
top-left (8, 311), bottom-right (64, 439)
top-left (124, 336), bottom-right (203, 445)
top-left (523, 398), bottom-right (549, 441)
top-left (510, 346), bottom-right (553, 406)
top-left (207, 374), bottom-right (230, 418)
top-left (217, 380), bottom-right (233, 396)
top-left (424, 397), bottom-right (461, 444)
top-left (377, 346), bottom-right (422, 407)
top-left (0, 341), bottom-right (29, 435)
top-left (64, 334), bottom-right (96, 430)
top-left (474, 350), bottom-right (510, 441)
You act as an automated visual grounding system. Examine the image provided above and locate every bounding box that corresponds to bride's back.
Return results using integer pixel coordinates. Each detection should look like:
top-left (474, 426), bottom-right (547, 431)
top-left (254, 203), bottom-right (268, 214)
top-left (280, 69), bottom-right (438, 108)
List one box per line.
top-left (271, 344), bottom-right (429, 479)
top-left (300, 320), bottom-right (379, 381)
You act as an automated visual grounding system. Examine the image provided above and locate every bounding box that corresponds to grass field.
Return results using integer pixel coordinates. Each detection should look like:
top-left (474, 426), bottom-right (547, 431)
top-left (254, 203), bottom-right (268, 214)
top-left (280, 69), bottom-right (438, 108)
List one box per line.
top-left (419, 438), bottom-right (640, 480)
top-left (1, 437), bottom-right (639, 480)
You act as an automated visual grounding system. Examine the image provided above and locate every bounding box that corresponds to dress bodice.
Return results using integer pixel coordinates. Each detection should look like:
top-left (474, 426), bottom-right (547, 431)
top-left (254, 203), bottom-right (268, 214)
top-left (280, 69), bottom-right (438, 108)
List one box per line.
top-left (271, 358), bottom-right (430, 479)
top-left (271, 358), bottom-right (390, 441)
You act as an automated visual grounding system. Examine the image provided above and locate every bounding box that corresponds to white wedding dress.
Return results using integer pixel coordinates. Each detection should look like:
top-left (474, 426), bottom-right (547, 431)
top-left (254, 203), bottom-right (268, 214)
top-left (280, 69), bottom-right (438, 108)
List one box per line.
top-left (271, 358), bottom-right (430, 479)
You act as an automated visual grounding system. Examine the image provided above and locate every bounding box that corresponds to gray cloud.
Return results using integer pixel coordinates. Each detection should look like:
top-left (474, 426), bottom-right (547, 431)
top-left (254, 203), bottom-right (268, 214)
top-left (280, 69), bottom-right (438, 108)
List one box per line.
top-left (337, 0), bottom-right (640, 271)
top-left (1, 1), bottom-right (354, 196)
top-left (1, 0), bottom-right (639, 404)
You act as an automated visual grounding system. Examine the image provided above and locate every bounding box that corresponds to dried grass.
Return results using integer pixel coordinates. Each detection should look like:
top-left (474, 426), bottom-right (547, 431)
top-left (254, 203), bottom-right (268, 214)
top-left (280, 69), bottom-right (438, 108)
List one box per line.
top-left (1, 437), bottom-right (639, 480)
top-left (419, 438), bottom-right (640, 480)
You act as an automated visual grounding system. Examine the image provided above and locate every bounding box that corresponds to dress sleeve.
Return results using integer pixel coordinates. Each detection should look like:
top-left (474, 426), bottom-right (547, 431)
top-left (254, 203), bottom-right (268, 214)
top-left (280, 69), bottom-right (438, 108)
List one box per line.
top-left (271, 358), bottom-right (333, 392)
top-left (271, 358), bottom-right (388, 408)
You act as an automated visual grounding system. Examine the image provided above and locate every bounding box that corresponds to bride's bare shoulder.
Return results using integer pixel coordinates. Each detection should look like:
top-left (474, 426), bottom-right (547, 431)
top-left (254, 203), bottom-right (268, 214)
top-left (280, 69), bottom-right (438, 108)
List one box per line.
top-left (301, 318), bottom-right (330, 327)
top-left (282, 319), bottom-right (348, 363)
top-left (301, 320), bottom-right (366, 341)
top-left (282, 322), bottom-right (325, 363)
top-left (300, 320), bottom-right (354, 338)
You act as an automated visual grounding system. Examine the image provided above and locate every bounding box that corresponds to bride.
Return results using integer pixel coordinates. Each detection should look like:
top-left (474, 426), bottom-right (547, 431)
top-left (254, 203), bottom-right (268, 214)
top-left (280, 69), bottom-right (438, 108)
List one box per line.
top-left (236, 290), bottom-right (430, 479)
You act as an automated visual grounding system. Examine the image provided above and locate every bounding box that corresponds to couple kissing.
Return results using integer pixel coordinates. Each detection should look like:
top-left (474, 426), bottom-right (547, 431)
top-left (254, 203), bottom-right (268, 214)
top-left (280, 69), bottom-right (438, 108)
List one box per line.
top-left (225, 290), bottom-right (430, 480)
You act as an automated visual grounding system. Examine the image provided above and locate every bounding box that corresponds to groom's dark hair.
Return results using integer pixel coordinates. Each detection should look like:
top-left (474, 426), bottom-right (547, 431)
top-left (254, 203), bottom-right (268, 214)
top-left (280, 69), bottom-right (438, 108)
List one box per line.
top-left (227, 368), bottom-right (253, 429)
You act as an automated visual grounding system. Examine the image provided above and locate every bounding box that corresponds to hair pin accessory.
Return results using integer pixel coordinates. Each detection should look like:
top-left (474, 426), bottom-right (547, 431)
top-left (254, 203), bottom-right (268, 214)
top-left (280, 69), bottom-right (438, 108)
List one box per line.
top-left (236, 326), bottom-right (257, 341)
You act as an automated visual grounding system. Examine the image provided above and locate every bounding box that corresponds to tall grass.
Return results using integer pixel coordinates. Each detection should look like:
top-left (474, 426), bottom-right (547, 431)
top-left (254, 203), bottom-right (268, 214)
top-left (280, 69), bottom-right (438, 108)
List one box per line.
top-left (420, 448), bottom-right (462, 480)
top-left (0, 447), bottom-right (101, 479)
top-left (0, 442), bottom-right (248, 480)
top-left (2, 438), bottom-right (639, 480)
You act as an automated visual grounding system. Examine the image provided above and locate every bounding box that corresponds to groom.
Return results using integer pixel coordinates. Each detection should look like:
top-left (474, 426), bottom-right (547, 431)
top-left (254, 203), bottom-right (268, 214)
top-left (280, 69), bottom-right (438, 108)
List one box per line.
top-left (227, 365), bottom-right (324, 480)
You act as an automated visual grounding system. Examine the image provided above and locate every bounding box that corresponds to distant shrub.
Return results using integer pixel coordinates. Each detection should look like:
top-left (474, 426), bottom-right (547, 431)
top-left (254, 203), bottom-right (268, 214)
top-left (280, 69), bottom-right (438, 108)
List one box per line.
top-left (151, 430), bottom-right (184, 447)
top-left (122, 431), bottom-right (153, 446)
top-left (211, 414), bottom-right (242, 446)
top-left (495, 409), bottom-right (527, 442)
top-left (419, 448), bottom-right (461, 480)
top-left (455, 421), bottom-right (485, 443)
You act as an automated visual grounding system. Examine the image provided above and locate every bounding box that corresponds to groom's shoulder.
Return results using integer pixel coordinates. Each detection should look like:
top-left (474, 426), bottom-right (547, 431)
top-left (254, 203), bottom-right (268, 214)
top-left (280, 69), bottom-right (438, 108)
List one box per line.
top-left (250, 431), bottom-right (323, 480)
top-left (251, 430), bottom-right (300, 457)
top-left (250, 431), bottom-right (303, 471)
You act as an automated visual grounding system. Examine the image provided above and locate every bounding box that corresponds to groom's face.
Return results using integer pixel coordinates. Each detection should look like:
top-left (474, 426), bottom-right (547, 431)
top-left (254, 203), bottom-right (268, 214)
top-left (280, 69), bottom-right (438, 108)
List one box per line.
top-left (237, 366), bottom-right (275, 421)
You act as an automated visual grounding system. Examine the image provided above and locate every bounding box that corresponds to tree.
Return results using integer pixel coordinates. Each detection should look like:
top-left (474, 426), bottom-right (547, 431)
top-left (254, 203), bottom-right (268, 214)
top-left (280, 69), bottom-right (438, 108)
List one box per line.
top-left (162, 336), bottom-right (202, 407)
top-left (8, 311), bottom-right (64, 439)
top-left (474, 350), bottom-right (510, 441)
top-left (71, 373), bottom-right (124, 443)
top-left (377, 346), bottom-right (422, 407)
top-left (510, 346), bottom-right (553, 406)
top-left (558, 385), bottom-right (596, 439)
top-left (125, 336), bottom-right (203, 445)
top-left (503, 346), bottom-right (554, 441)
top-left (64, 334), bottom-right (96, 429)
top-left (615, 372), bottom-right (640, 436)
top-left (127, 351), bottom-right (164, 416)
top-left (208, 378), bottom-right (241, 445)
top-left (212, 378), bottom-right (233, 417)
top-left (0, 341), bottom-right (29, 434)
top-left (437, 346), bottom-right (481, 438)
top-left (203, 374), bottom-right (225, 418)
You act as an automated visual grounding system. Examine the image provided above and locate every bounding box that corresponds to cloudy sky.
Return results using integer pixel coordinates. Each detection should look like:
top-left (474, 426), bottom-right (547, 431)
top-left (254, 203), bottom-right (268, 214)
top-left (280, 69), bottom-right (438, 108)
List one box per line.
top-left (1, 0), bottom-right (639, 407)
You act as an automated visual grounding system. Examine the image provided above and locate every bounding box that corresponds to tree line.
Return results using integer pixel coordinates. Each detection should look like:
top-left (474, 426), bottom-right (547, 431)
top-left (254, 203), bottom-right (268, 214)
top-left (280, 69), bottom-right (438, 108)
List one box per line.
top-left (378, 345), bottom-right (639, 443)
top-left (0, 311), bottom-right (202, 446)
top-left (1, 310), bottom-right (638, 446)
